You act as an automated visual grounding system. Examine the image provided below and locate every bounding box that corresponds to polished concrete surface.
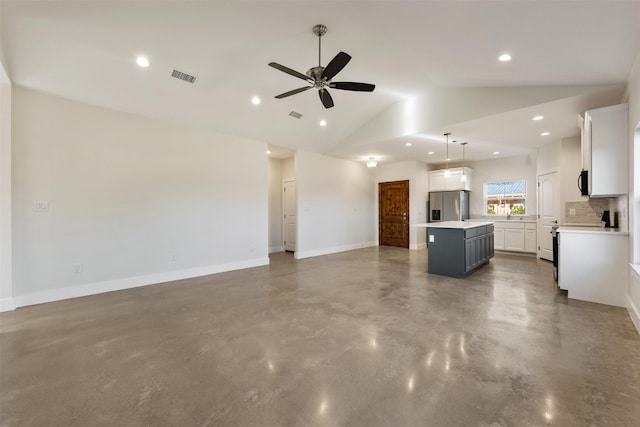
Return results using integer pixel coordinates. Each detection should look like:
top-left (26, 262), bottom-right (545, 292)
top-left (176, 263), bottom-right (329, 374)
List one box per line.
top-left (1, 247), bottom-right (639, 426)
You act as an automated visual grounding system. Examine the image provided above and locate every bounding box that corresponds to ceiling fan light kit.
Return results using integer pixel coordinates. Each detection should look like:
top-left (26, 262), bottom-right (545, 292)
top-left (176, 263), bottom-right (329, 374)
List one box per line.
top-left (268, 24), bottom-right (375, 109)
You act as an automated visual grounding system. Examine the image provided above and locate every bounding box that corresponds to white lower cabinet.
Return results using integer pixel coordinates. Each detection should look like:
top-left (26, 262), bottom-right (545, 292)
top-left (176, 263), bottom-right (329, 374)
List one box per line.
top-left (558, 230), bottom-right (628, 307)
top-left (493, 221), bottom-right (537, 254)
top-left (494, 229), bottom-right (505, 250)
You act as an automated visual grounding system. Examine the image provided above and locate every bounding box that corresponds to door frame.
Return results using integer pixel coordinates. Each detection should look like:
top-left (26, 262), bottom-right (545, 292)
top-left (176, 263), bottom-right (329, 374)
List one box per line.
top-left (537, 169), bottom-right (559, 261)
top-left (282, 178), bottom-right (296, 252)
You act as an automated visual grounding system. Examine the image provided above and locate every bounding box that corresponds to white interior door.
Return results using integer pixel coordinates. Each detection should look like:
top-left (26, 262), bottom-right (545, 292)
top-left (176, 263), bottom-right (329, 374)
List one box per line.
top-left (538, 171), bottom-right (559, 261)
top-left (283, 179), bottom-right (296, 252)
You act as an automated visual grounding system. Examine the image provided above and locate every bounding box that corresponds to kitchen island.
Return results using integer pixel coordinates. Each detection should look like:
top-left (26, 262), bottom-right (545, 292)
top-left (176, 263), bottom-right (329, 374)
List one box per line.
top-left (415, 221), bottom-right (494, 278)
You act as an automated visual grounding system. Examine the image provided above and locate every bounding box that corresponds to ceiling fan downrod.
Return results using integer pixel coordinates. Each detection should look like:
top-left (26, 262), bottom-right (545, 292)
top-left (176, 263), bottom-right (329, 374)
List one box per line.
top-left (313, 24), bottom-right (327, 67)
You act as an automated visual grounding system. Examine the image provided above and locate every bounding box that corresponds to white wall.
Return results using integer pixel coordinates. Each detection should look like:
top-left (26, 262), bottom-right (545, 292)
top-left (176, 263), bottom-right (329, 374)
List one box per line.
top-left (295, 151), bottom-right (375, 259)
top-left (268, 157), bottom-right (283, 253)
top-left (537, 137), bottom-right (582, 224)
top-left (282, 157), bottom-right (295, 180)
top-left (375, 160), bottom-right (428, 249)
top-left (625, 50), bottom-right (640, 333)
top-left (11, 87), bottom-right (269, 306)
top-left (466, 154), bottom-right (538, 217)
top-left (0, 60), bottom-right (14, 311)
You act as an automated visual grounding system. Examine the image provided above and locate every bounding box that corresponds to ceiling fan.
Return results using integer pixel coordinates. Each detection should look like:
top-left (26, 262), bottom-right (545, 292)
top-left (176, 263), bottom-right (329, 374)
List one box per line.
top-left (268, 24), bottom-right (375, 109)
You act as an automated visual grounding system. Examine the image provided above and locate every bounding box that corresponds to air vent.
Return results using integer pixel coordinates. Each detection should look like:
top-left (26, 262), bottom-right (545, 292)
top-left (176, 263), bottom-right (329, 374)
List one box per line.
top-left (289, 111), bottom-right (303, 119)
top-left (171, 69), bottom-right (197, 84)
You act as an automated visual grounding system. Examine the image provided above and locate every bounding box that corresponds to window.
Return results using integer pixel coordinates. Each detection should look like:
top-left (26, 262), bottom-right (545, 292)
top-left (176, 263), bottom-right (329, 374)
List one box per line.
top-left (485, 180), bottom-right (526, 215)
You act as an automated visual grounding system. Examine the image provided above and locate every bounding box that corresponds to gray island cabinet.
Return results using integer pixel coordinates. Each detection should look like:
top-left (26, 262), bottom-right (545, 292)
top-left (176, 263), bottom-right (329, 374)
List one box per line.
top-left (416, 221), bottom-right (494, 278)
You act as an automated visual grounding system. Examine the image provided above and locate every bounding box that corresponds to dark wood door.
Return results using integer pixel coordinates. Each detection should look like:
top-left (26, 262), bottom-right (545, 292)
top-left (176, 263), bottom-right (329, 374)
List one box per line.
top-left (379, 180), bottom-right (409, 248)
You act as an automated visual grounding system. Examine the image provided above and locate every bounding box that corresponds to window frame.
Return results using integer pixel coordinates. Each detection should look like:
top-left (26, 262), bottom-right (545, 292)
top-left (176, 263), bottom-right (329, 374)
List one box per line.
top-left (484, 179), bottom-right (527, 216)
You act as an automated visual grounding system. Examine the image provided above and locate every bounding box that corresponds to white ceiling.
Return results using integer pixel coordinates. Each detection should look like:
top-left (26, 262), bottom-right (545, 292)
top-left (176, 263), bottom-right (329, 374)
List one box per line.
top-left (2, 1), bottom-right (639, 165)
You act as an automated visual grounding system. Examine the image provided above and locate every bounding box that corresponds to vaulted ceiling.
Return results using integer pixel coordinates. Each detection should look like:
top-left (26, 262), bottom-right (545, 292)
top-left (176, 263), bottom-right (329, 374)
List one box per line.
top-left (2, 1), bottom-right (639, 165)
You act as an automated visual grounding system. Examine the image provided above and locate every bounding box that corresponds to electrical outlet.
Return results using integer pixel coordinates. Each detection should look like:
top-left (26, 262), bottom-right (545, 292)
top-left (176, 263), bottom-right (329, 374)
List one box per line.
top-left (569, 208), bottom-right (576, 216)
top-left (72, 263), bottom-right (83, 274)
top-left (169, 254), bottom-right (178, 262)
top-left (429, 235), bottom-right (435, 243)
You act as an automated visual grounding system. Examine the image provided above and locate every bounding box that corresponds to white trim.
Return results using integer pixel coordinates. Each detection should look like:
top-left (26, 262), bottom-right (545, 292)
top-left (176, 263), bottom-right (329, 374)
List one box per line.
top-left (14, 257), bottom-right (269, 308)
top-left (628, 264), bottom-right (640, 335)
top-left (628, 295), bottom-right (640, 336)
top-left (410, 243), bottom-right (427, 250)
top-left (269, 246), bottom-right (285, 253)
top-left (0, 297), bottom-right (16, 312)
top-left (294, 241), bottom-right (377, 260)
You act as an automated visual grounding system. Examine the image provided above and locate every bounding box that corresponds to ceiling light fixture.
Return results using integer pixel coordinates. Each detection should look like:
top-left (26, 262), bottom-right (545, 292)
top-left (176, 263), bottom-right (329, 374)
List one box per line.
top-left (136, 56), bottom-right (150, 68)
top-left (251, 96), bottom-right (261, 105)
top-left (498, 53), bottom-right (511, 62)
top-left (493, 151), bottom-right (500, 155)
top-left (533, 115), bottom-right (544, 121)
top-left (461, 142), bottom-right (468, 182)
top-left (405, 142), bottom-right (412, 147)
top-left (541, 132), bottom-right (550, 136)
top-left (444, 133), bottom-right (451, 177)
top-left (366, 157), bottom-right (377, 168)
top-left (428, 151), bottom-right (434, 155)
top-left (319, 120), bottom-right (327, 127)
top-left (266, 150), bottom-right (271, 154)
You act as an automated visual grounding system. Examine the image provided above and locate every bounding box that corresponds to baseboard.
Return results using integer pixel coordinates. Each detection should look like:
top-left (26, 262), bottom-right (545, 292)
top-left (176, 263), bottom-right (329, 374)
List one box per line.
top-left (294, 241), bottom-right (377, 260)
top-left (269, 246), bottom-right (285, 253)
top-left (627, 264), bottom-right (640, 336)
top-left (628, 295), bottom-right (640, 336)
top-left (14, 257), bottom-right (270, 308)
top-left (0, 297), bottom-right (16, 312)
top-left (410, 243), bottom-right (427, 250)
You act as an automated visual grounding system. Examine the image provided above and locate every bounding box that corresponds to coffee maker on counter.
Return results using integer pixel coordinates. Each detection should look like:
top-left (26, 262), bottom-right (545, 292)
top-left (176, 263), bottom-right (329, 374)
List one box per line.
top-left (601, 210), bottom-right (619, 228)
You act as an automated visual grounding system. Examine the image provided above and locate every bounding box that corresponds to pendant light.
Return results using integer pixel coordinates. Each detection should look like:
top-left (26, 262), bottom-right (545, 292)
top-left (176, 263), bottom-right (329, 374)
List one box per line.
top-left (460, 142), bottom-right (468, 182)
top-left (443, 132), bottom-right (451, 177)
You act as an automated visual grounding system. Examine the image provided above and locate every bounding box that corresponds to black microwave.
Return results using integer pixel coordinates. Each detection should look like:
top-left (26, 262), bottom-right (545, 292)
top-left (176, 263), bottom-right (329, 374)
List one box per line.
top-left (578, 170), bottom-right (589, 196)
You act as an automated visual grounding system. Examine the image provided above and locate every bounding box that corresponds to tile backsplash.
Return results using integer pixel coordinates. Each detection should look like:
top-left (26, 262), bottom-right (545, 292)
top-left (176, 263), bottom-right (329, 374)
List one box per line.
top-left (564, 196), bottom-right (627, 228)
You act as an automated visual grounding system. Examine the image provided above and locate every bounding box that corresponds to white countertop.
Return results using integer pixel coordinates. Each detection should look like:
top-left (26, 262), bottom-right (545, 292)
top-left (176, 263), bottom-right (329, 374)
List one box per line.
top-left (557, 226), bottom-right (629, 236)
top-left (413, 221), bottom-right (493, 230)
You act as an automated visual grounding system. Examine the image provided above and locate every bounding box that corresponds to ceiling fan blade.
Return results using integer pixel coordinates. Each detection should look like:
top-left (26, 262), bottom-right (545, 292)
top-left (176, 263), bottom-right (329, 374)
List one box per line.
top-left (275, 86), bottom-right (313, 99)
top-left (268, 62), bottom-right (310, 82)
top-left (329, 82), bottom-right (376, 92)
top-left (321, 51), bottom-right (351, 80)
top-left (319, 89), bottom-right (334, 109)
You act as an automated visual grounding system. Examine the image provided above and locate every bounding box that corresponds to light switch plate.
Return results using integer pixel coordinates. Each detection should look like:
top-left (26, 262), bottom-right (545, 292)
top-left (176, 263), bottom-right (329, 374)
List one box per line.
top-left (34, 201), bottom-right (49, 212)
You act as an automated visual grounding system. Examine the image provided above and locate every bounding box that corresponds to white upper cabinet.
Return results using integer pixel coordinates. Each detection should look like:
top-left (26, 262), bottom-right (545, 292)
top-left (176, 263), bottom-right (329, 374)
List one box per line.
top-left (429, 167), bottom-right (473, 191)
top-left (582, 103), bottom-right (628, 197)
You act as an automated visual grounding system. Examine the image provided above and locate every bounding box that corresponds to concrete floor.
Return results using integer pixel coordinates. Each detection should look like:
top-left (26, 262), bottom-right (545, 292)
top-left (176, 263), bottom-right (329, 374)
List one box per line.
top-left (1, 247), bottom-right (639, 426)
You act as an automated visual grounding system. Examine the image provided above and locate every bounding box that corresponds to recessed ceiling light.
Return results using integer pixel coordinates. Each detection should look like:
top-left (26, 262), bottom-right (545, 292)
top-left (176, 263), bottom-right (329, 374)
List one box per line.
top-left (251, 96), bottom-right (261, 105)
top-left (532, 115), bottom-right (544, 121)
top-left (541, 132), bottom-right (551, 136)
top-left (136, 56), bottom-right (150, 68)
top-left (266, 150), bottom-right (271, 154)
top-left (493, 151), bottom-right (500, 155)
top-left (319, 120), bottom-right (327, 127)
top-left (428, 151), bottom-right (434, 155)
top-left (498, 53), bottom-right (511, 62)
top-left (405, 142), bottom-right (412, 147)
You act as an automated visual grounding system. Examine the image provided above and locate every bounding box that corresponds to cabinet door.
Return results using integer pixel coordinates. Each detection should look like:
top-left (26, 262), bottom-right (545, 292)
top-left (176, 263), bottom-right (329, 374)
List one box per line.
top-left (525, 229), bottom-right (537, 253)
top-left (465, 237), bottom-right (475, 272)
top-left (446, 169), bottom-right (464, 190)
top-left (494, 229), bottom-right (505, 250)
top-left (589, 104), bottom-right (628, 196)
top-left (429, 171), bottom-right (447, 191)
top-left (504, 229), bottom-right (525, 251)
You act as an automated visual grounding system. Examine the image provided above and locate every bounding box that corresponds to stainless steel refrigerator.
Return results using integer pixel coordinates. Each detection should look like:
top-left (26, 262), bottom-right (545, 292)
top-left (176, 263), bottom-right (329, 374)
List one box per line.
top-left (428, 191), bottom-right (470, 222)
